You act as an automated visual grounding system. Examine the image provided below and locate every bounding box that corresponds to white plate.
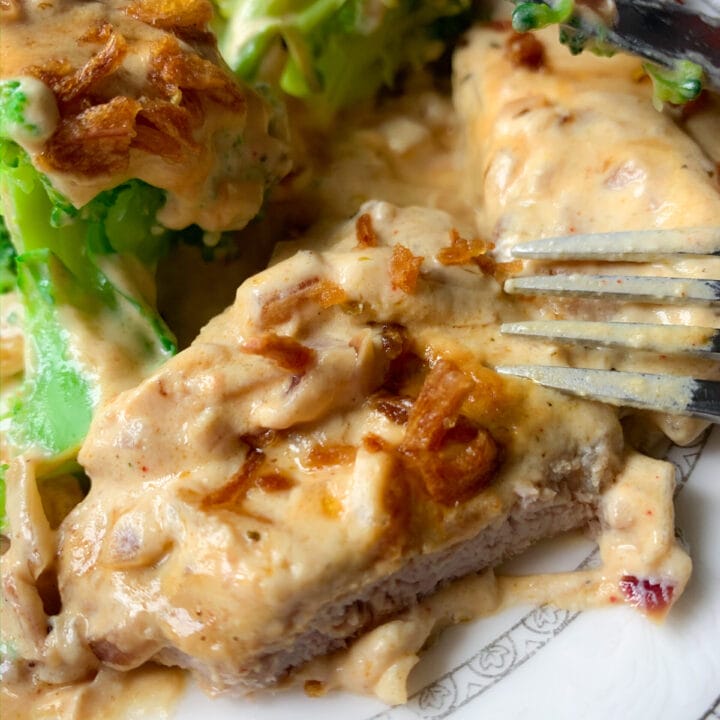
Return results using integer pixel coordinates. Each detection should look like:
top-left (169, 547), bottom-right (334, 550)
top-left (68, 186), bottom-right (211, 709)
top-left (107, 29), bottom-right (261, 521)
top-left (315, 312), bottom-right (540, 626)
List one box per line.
top-left (175, 428), bottom-right (720, 720)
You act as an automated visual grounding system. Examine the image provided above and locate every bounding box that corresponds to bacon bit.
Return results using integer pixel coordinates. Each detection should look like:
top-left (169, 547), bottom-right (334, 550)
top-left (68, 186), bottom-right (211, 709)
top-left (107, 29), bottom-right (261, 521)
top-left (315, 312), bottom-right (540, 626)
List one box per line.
top-left (40, 96), bottom-right (141, 175)
top-left (390, 244), bottom-right (423, 294)
top-left (399, 359), bottom-right (501, 505)
top-left (53, 25), bottom-right (128, 105)
top-left (148, 36), bottom-right (244, 110)
top-left (241, 333), bottom-right (316, 374)
top-left (355, 212), bottom-right (378, 248)
top-left (437, 228), bottom-right (493, 267)
top-left (260, 278), bottom-right (346, 327)
top-left (306, 444), bottom-right (357, 468)
top-left (505, 32), bottom-right (546, 70)
top-left (619, 575), bottom-right (675, 614)
top-left (125, 0), bottom-right (213, 29)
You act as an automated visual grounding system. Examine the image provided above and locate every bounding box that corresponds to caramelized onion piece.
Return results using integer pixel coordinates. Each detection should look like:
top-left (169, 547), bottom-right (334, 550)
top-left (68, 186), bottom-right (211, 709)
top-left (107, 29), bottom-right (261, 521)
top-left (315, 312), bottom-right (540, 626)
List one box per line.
top-left (260, 278), bottom-right (346, 326)
top-left (436, 229), bottom-right (521, 281)
top-left (389, 244), bottom-right (423, 294)
top-left (59, 24), bottom-right (128, 104)
top-left (400, 359), bottom-right (501, 505)
top-left (241, 333), bottom-right (316, 374)
top-left (40, 96), bottom-right (141, 175)
top-left (148, 35), bottom-right (244, 110)
top-left (306, 444), bottom-right (357, 468)
top-left (132, 99), bottom-right (200, 162)
top-left (196, 450), bottom-right (294, 517)
top-left (355, 212), bottom-right (378, 248)
top-left (125, 0), bottom-right (213, 29)
top-left (437, 228), bottom-right (493, 266)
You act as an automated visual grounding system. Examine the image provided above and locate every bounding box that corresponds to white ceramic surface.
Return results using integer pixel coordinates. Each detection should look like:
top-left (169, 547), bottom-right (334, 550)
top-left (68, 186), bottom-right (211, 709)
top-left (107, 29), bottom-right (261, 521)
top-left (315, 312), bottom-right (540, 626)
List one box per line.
top-left (175, 427), bottom-right (720, 720)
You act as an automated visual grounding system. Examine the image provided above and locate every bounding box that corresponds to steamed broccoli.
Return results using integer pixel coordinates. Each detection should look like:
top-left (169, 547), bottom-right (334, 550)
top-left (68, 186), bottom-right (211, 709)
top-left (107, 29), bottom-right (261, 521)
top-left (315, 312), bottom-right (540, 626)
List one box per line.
top-left (215, 0), bottom-right (474, 114)
top-left (0, 217), bottom-right (15, 293)
top-left (511, 0), bottom-right (705, 107)
top-left (0, 140), bottom-right (176, 473)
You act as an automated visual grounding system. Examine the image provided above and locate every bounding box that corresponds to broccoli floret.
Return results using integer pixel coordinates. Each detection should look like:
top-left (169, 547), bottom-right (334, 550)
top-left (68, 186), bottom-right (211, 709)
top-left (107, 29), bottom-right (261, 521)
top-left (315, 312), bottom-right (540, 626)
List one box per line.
top-left (512, 0), bottom-right (574, 32)
top-left (216, 0), bottom-right (473, 114)
top-left (0, 141), bottom-right (176, 470)
top-left (0, 216), bottom-right (16, 293)
top-left (645, 59), bottom-right (704, 110)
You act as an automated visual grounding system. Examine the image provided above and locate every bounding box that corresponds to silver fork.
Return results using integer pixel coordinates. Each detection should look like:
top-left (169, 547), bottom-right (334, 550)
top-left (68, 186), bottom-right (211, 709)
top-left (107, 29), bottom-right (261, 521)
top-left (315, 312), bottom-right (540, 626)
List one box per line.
top-left (496, 227), bottom-right (720, 422)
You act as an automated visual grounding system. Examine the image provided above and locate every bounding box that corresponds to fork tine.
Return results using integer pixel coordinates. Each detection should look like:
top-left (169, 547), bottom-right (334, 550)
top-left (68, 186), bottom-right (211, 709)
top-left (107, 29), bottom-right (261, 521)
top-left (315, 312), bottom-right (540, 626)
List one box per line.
top-left (510, 227), bottom-right (720, 261)
top-left (500, 320), bottom-right (720, 358)
top-left (496, 366), bottom-right (720, 422)
top-left (504, 274), bottom-right (720, 305)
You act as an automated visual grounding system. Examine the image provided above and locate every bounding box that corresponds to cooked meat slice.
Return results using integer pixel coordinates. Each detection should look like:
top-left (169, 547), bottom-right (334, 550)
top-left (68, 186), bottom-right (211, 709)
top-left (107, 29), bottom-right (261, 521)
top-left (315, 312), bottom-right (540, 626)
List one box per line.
top-left (32, 203), bottom-right (624, 692)
top-left (454, 25), bottom-right (720, 445)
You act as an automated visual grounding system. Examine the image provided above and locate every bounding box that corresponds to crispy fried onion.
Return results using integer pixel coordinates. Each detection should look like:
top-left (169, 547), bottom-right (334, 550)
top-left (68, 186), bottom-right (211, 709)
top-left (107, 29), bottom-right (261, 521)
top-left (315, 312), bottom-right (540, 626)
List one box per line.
top-left (305, 444), bottom-right (357, 468)
top-left (132, 99), bottom-right (200, 163)
top-left (259, 277), bottom-right (347, 327)
top-left (148, 35), bottom-right (244, 110)
top-left (125, 0), bottom-right (213, 30)
top-left (399, 359), bottom-right (501, 505)
top-left (29, 19), bottom-right (246, 175)
top-left (355, 212), bottom-right (378, 248)
top-left (438, 229), bottom-right (522, 282)
top-left (27, 24), bottom-right (127, 107)
top-left (240, 332), bottom-right (316, 374)
top-left (40, 96), bottom-right (141, 176)
top-left (389, 243), bottom-right (424, 294)
top-left (194, 449), bottom-right (295, 519)
top-left (437, 228), bottom-right (493, 267)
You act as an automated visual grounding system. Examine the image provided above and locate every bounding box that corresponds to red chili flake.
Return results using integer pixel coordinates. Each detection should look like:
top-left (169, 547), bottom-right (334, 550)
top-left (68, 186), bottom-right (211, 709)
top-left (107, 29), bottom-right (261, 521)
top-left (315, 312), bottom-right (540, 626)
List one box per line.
top-left (619, 575), bottom-right (674, 612)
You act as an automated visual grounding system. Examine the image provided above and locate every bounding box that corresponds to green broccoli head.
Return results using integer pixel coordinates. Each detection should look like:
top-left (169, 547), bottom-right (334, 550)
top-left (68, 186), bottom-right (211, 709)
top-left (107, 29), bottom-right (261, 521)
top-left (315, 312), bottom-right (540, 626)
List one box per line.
top-left (216, 0), bottom-right (474, 114)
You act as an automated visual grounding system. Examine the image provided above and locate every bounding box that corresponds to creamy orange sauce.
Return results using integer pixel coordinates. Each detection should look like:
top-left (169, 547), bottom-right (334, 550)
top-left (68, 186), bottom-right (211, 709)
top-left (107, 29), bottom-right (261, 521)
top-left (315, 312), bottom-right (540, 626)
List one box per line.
top-left (0, 0), bottom-right (289, 230)
top-left (0, 665), bottom-right (186, 719)
top-left (454, 25), bottom-right (720, 445)
top-left (300, 452), bottom-right (689, 704)
top-left (0, 17), bottom-right (718, 716)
